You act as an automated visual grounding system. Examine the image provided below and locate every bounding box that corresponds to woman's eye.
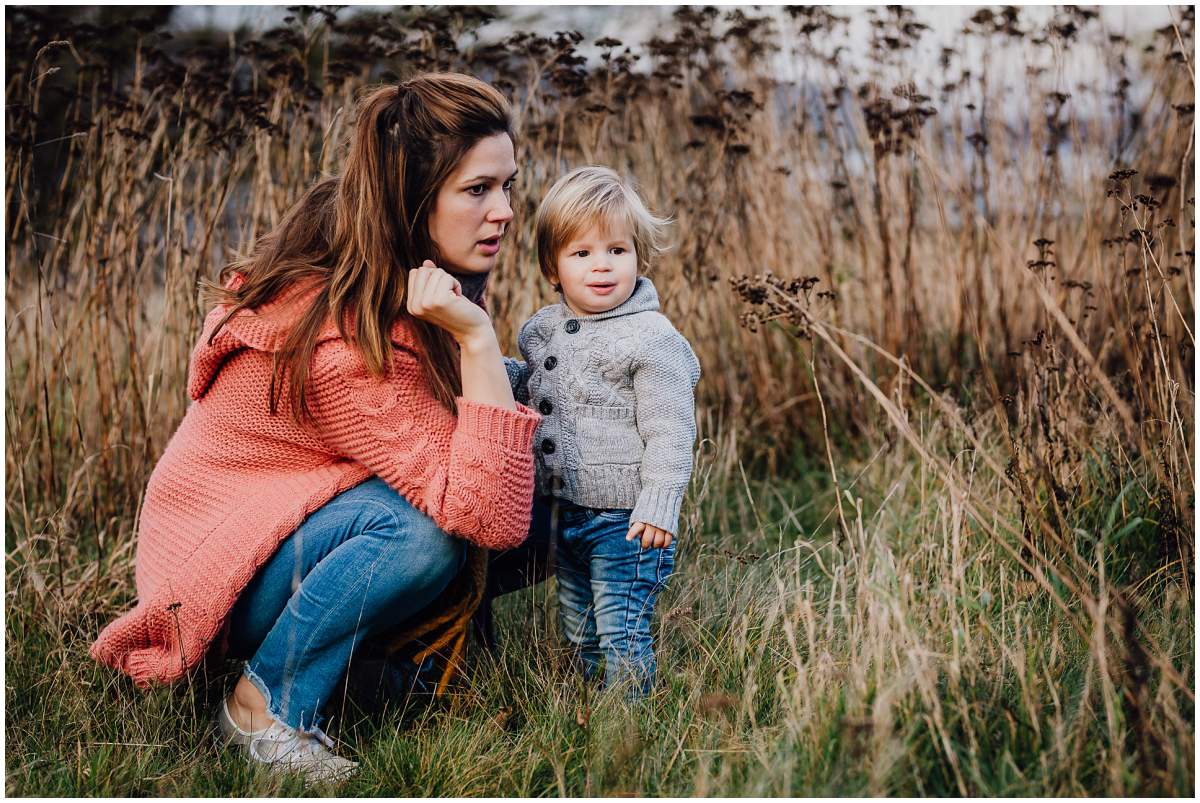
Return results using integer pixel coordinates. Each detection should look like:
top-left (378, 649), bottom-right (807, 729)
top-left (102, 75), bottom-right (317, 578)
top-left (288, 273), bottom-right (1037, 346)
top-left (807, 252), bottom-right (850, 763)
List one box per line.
top-left (502, 179), bottom-right (514, 192)
top-left (467, 184), bottom-right (487, 196)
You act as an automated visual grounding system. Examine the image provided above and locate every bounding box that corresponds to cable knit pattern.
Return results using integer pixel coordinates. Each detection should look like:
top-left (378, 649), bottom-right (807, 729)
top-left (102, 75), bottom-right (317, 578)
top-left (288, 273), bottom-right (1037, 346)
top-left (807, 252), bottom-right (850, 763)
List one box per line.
top-left (516, 277), bottom-right (701, 535)
top-left (91, 275), bottom-right (540, 688)
top-left (503, 356), bottom-right (531, 405)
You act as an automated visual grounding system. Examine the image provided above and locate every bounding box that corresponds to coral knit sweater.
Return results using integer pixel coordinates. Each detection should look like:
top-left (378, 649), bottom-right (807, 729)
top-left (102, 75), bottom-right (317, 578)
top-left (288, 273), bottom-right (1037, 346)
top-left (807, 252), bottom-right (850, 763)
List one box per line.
top-left (90, 276), bottom-right (540, 687)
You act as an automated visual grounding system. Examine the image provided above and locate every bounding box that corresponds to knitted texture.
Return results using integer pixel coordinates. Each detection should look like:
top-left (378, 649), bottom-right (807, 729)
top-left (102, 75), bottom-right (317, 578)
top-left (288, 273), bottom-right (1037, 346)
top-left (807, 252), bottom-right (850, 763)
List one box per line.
top-left (515, 277), bottom-right (701, 535)
top-left (91, 275), bottom-right (540, 688)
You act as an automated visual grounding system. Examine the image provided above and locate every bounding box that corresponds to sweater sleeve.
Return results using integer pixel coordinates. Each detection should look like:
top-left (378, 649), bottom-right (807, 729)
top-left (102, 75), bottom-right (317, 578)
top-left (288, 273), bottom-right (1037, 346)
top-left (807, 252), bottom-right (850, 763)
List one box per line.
top-left (513, 313), bottom-right (548, 404)
top-left (308, 340), bottom-right (541, 549)
top-left (515, 314), bottom-right (537, 363)
top-left (629, 331), bottom-right (702, 535)
top-left (502, 356), bottom-right (530, 406)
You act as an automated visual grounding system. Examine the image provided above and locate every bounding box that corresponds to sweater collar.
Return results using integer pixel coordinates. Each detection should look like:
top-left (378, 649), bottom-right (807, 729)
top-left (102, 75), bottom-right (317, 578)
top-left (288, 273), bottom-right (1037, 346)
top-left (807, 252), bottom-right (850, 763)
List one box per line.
top-left (196, 267), bottom-right (487, 359)
top-left (187, 273), bottom-right (420, 401)
top-left (552, 276), bottom-right (660, 322)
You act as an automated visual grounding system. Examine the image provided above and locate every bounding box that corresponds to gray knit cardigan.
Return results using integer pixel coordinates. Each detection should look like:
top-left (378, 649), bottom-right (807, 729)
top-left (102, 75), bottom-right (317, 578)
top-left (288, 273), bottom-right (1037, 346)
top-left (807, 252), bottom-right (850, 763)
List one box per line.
top-left (503, 276), bottom-right (701, 535)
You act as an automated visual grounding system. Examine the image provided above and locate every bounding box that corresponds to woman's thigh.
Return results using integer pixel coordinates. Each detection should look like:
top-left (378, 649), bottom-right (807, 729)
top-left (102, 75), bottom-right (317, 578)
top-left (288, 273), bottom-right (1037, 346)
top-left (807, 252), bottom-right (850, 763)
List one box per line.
top-left (226, 477), bottom-right (462, 658)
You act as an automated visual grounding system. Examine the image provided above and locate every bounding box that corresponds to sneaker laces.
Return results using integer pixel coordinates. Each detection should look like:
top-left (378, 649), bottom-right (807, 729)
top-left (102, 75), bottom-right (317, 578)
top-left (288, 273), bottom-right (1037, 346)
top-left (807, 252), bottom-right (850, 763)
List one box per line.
top-left (249, 720), bottom-right (343, 767)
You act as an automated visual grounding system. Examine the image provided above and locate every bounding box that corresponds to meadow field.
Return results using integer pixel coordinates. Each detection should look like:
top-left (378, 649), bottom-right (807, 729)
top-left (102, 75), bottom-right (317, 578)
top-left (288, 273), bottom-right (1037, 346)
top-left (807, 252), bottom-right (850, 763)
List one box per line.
top-left (4, 5), bottom-right (1195, 795)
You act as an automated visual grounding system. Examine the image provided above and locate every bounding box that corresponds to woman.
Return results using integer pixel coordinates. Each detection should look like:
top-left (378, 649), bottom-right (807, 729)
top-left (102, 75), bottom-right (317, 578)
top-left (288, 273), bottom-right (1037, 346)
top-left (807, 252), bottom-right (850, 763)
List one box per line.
top-left (91, 73), bottom-right (546, 783)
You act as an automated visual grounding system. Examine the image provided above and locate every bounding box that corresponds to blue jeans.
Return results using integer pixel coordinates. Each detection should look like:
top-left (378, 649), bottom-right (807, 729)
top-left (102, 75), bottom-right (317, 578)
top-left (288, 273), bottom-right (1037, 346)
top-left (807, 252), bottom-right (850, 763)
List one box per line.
top-left (226, 477), bottom-right (465, 733)
top-left (554, 500), bottom-right (676, 698)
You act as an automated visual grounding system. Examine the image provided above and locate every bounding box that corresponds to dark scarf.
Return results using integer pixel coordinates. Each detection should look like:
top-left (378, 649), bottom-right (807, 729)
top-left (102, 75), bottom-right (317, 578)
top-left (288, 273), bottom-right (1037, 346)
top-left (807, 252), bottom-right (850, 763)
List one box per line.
top-left (448, 270), bottom-right (489, 306)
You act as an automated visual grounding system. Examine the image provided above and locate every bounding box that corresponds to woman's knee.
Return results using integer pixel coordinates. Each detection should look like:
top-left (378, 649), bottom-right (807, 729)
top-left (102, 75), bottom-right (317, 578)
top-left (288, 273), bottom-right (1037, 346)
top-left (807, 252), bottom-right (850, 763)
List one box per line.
top-left (326, 479), bottom-right (463, 602)
top-left (361, 505), bottom-right (461, 595)
top-left (402, 520), bottom-right (463, 591)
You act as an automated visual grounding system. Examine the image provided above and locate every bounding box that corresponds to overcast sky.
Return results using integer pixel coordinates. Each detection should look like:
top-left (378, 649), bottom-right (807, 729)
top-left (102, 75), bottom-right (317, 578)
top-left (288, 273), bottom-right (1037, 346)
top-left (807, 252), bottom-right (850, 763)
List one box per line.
top-left (170, 4), bottom-right (1182, 109)
top-left (170, 4), bottom-right (1179, 47)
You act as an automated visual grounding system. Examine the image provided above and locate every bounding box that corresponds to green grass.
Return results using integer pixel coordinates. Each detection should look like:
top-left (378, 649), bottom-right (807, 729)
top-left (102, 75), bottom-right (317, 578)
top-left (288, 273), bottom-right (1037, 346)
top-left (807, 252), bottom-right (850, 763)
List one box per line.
top-left (4, 428), bottom-right (1193, 796)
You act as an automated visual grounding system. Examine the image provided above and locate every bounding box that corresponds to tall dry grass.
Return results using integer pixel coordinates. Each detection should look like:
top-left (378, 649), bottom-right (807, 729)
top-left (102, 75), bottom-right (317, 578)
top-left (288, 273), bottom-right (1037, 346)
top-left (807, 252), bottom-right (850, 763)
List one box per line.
top-left (5, 5), bottom-right (1194, 795)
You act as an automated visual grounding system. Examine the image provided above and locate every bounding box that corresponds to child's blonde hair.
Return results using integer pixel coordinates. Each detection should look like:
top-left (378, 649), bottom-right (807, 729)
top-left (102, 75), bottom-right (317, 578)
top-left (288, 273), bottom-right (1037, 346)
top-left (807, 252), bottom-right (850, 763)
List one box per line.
top-left (534, 166), bottom-right (671, 284)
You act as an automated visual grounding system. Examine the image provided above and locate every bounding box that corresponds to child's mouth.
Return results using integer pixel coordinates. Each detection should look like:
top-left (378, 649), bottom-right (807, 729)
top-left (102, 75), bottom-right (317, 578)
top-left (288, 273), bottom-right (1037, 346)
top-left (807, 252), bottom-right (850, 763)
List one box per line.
top-left (588, 282), bottom-right (617, 295)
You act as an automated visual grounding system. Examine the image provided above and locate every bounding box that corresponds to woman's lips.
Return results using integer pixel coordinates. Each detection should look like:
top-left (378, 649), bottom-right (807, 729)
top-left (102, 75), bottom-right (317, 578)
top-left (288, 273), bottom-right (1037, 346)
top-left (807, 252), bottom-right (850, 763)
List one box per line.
top-left (476, 236), bottom-right (501, 256)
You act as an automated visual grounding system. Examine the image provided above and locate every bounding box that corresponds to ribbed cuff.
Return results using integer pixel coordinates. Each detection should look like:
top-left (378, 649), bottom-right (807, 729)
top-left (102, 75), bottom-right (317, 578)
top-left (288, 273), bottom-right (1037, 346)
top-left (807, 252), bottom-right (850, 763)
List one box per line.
top-left (456, 398), bottom-right (541, 449)
top-left (120, 646), bottom-right (170, 689)
top-left (630, 486), bottom-right (685, 536)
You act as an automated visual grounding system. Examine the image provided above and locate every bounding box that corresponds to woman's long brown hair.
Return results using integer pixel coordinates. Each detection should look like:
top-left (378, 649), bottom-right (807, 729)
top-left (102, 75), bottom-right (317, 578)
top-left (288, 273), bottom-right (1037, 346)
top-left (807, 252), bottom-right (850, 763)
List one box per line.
top-left (202, 73), bottom-right (514, 424)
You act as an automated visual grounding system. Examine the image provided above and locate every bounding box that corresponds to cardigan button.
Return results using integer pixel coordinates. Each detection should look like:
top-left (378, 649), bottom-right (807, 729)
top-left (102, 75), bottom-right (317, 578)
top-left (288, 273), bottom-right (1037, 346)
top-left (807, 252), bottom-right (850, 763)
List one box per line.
top-left (565, 319), bottom-right (580, 334)
top-left (541, 438), bottom-right (556, 454)
top-left (539, 399), bottom-right (553, 415)
top-left (544, 356), bottom-right (557, 370)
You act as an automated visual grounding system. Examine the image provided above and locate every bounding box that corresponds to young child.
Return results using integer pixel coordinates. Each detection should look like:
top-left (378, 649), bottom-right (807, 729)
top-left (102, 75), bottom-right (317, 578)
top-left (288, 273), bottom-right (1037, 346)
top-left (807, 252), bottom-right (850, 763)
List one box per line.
top-left (514, 165), bottom-right (701, 698)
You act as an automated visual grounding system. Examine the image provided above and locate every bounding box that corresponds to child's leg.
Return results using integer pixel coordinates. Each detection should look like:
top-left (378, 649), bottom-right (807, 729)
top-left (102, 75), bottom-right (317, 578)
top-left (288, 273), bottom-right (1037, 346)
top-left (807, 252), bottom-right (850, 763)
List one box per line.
top-left (587, 514), bottom-right (676, 698)
top-left (555, 517), bottom-right (603, 680)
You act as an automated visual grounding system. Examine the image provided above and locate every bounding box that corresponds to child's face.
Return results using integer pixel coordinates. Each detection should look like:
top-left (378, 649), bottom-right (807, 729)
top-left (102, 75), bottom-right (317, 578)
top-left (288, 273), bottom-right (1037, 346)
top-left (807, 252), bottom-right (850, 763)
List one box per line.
top-left (553, 219), bottom-right (638, 316)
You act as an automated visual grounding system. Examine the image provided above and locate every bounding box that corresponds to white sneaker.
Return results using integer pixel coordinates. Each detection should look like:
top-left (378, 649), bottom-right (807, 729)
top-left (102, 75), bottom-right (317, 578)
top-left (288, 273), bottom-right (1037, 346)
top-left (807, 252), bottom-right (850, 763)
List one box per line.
top-left (217, 697), bottom-right (265, 748)
top-left (217, 699), bottom-right (357, 784)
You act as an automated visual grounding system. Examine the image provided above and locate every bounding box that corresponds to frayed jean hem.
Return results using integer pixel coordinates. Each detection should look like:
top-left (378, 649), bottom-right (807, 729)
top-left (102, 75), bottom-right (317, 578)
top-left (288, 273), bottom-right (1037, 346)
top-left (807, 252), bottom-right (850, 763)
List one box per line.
top-left (242, 662), bottom-right (325, 736)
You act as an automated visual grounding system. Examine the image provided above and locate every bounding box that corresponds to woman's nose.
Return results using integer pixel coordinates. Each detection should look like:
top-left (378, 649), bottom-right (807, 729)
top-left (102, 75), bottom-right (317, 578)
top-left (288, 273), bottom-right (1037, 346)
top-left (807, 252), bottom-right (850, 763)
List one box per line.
top-left (487, 192), bottom-right (514, 224)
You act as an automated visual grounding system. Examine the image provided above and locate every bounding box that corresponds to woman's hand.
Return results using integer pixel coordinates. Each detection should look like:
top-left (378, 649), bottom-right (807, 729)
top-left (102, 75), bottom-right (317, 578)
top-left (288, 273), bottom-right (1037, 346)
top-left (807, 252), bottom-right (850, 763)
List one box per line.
top-left (408, 260), bottom-right (517, 411)
top-left (406, 260), bottom-right (493, 348)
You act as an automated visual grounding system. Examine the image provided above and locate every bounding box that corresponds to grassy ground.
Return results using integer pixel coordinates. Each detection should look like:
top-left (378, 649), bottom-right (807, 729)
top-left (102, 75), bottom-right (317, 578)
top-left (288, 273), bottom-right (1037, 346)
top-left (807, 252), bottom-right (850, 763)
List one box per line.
top-left (5, 417), bottom-right (1192, 796)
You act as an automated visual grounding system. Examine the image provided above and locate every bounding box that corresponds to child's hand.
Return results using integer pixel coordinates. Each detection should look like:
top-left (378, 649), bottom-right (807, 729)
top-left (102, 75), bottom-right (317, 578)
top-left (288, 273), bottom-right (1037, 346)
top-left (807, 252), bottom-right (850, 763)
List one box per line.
top-left (626, 521), bottom-right (673, 549)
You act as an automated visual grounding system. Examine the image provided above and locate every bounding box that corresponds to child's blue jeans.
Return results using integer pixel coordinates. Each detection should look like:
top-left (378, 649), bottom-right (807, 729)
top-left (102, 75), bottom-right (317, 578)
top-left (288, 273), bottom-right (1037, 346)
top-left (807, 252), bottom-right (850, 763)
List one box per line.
top-left (553, 499), bottom-right (676, 698)
top-left (225, 477), bottom-right (466, 733)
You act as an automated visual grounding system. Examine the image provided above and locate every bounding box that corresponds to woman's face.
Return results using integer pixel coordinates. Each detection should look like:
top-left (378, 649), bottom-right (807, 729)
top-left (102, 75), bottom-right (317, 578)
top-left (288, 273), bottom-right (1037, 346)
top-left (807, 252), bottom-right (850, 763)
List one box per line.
top-left (427, 133), bottom-right (517, 275)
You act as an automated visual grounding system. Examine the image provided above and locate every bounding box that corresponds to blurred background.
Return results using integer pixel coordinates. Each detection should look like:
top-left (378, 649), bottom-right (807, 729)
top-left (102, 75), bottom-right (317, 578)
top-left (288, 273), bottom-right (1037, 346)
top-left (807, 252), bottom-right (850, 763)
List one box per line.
top-left (5, 4), bottom-right (1194, 796)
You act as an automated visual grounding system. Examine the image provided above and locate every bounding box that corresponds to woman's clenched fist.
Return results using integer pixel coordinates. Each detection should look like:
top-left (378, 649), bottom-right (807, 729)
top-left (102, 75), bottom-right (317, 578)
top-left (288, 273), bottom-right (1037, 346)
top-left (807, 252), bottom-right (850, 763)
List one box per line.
top-left (406, 260), bottom-right (493, 347)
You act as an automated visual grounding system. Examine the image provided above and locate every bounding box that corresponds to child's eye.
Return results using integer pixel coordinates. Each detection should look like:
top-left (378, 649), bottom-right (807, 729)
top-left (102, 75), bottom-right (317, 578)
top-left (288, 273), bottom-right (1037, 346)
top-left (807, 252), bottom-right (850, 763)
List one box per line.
top-left (574, 249), bottom-right (590, 258)
top-left (610, 247), bottom-right (627, 255)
